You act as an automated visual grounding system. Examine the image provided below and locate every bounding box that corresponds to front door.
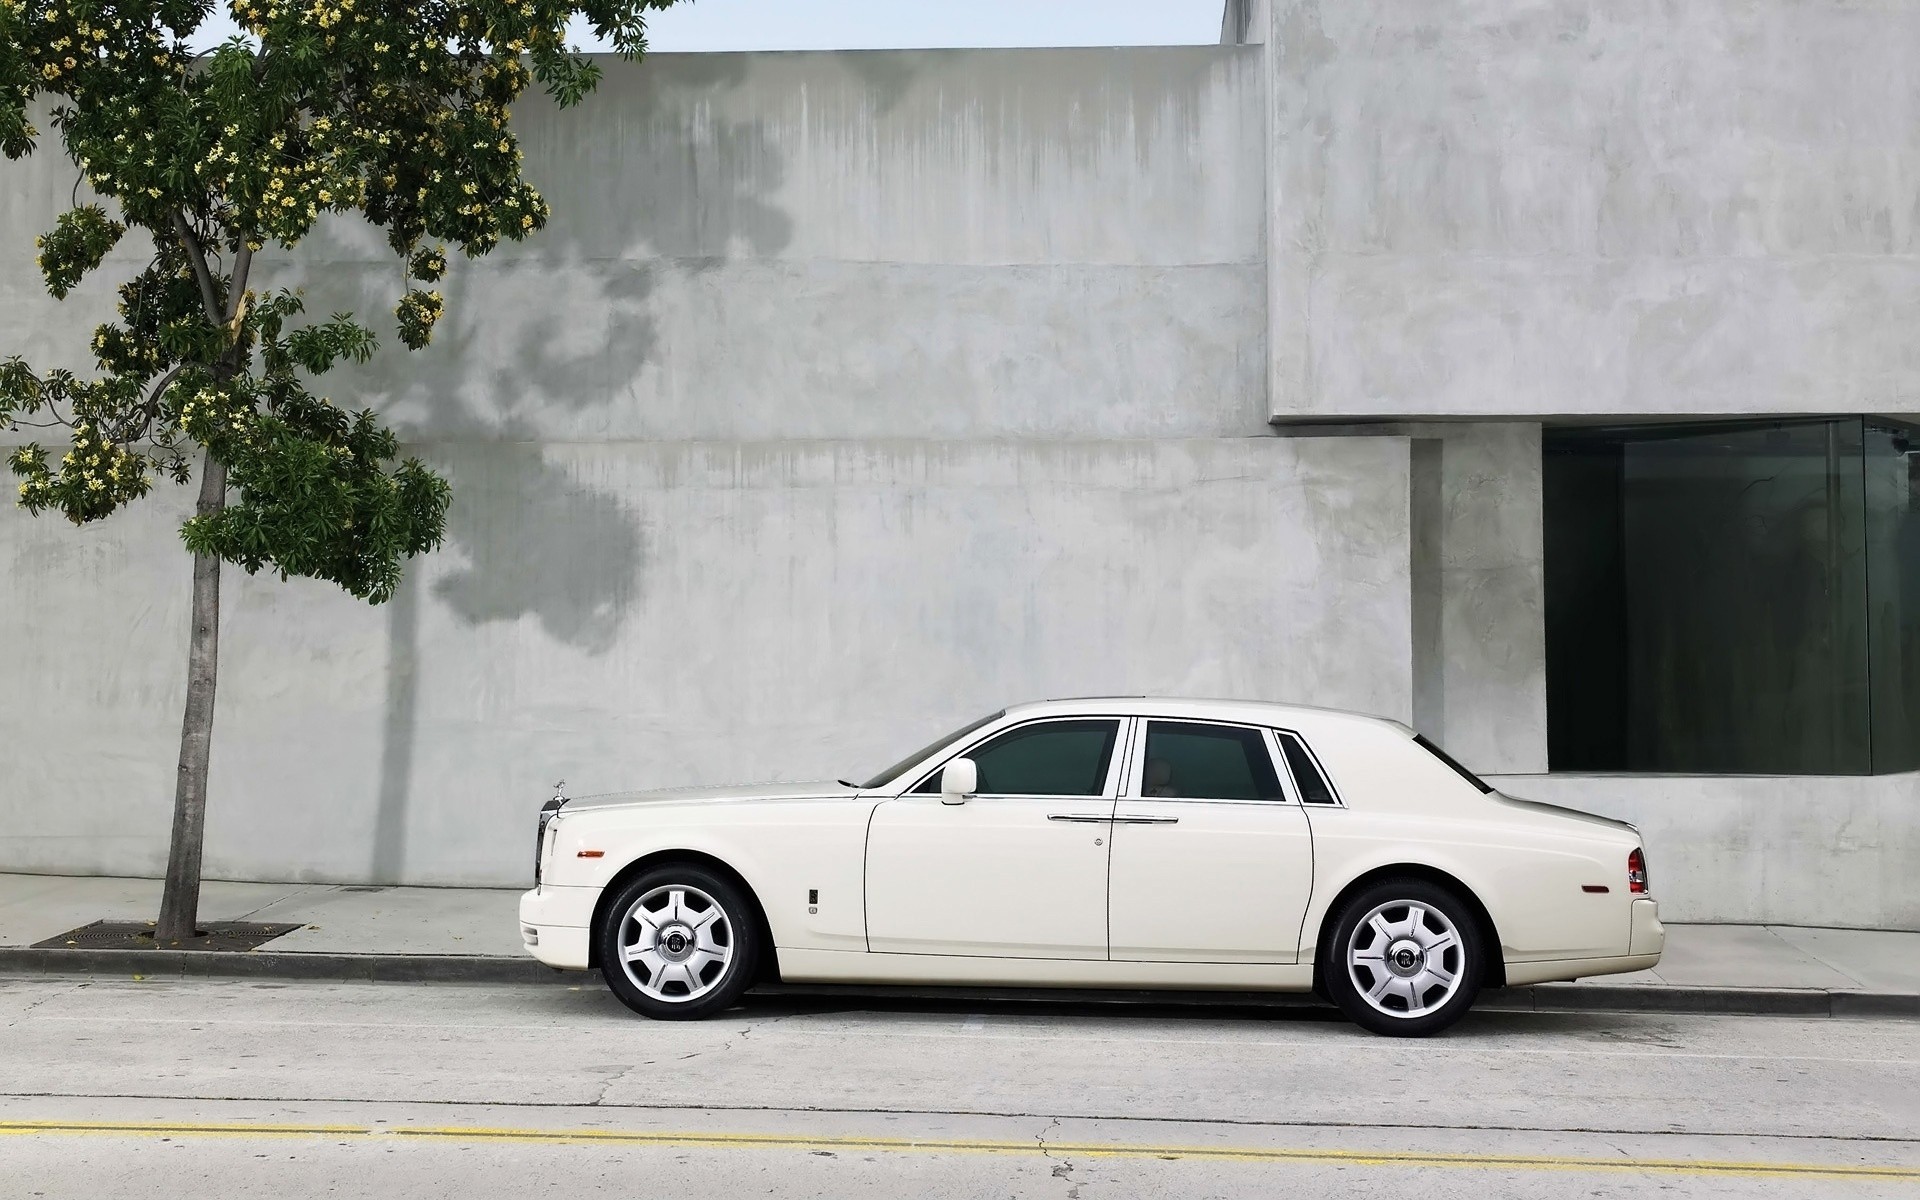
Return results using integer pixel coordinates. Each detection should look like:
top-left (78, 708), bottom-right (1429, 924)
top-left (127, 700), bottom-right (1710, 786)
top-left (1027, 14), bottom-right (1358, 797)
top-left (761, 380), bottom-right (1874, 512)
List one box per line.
top-left (865, 717), bottom-right (1126, 958)
top-left (1107, 719), bottom-right (1314, 963)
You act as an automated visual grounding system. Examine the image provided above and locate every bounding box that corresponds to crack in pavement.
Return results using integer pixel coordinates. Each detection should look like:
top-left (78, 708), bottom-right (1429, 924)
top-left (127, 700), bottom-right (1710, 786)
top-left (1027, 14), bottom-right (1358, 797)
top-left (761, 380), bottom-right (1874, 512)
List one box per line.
top-left (3, 981), bottom-right (88, 1029)
top-left (592, 1064), bottom-right (641, 1108)
top-left (1036, 1115), bottom-right (1086, 1199)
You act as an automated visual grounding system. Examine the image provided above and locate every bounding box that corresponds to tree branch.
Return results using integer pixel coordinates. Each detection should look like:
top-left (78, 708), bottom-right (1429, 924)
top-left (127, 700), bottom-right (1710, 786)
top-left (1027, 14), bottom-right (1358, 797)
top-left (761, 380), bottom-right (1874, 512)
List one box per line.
top-left (112, 362), bottom-right (186, 445)
top-left (147, 363), bottom-right (186, 407)
top-left (170, 211), bottom-right (223, 326)
top-left (226, 244), bottom-right (253, 325)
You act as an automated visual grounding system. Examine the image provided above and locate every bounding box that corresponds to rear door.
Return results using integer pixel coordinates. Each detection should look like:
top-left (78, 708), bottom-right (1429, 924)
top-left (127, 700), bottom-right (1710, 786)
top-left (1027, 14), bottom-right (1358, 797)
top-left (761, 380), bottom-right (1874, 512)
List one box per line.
top-left (1107, 719), bottom-right (1314, 963)
top-left (865, 717), bottom-right (1127, 959)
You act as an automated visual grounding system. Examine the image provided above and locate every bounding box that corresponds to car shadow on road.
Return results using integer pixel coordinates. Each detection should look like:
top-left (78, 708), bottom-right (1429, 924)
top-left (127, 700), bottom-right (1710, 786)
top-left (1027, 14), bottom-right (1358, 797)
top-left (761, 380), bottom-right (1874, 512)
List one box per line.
top-left (532, 976), bottom-right (1664, 1037)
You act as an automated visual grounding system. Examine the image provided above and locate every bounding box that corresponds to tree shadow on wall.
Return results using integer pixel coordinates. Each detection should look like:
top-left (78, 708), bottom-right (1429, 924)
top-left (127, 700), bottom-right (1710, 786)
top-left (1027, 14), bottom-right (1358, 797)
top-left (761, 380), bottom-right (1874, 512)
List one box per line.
top-left (376, 52), bottom-right (793, 655)
top-left (429, 432), bottom-right (643, 655)
top-left (352, 53), bottom-right (800, 879)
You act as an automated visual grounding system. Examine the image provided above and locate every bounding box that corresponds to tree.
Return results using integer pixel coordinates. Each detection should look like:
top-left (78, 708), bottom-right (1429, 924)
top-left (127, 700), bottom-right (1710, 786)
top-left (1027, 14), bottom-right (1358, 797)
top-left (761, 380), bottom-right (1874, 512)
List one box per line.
top-left (0, 0), bottom-right (676, 941)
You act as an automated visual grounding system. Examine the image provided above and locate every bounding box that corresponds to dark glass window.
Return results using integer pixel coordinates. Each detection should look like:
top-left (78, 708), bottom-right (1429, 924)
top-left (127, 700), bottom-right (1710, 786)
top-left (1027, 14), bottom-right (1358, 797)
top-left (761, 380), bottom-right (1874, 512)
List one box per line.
top-left (861, 709), bottom-right (1005, 789)
top-left (1277, 733), bottom-right (1339, 805)
top-left (920, 719), bottom-right (1118, 797)
top-left (1138, 722), bottom-right (1283, 801)
top-left (1545, 418), bottom-right (1919, 775)
top-left (1866, 423), bottom-right (1920, 774)
top-left (1414, 734), bottom-right (1494, 793)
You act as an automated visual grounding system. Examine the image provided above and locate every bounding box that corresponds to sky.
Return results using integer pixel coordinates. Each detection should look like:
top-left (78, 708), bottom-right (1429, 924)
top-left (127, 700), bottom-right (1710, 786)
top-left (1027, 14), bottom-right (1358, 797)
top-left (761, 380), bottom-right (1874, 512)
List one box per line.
top-left (187, 1), bottom-right (1222, 54)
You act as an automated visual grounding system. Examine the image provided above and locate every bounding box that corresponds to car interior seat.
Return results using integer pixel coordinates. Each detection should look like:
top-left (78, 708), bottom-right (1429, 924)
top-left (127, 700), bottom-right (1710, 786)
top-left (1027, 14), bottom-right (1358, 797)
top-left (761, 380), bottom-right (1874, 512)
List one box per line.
top-left (1144, 758), bottom-right (1178, 797)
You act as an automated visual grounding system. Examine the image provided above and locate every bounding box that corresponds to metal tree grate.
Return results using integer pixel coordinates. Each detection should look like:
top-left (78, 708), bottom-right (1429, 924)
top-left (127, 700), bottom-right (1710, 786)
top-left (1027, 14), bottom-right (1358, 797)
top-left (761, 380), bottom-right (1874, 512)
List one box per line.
top-left (33, 920), bottom-right (305, 952)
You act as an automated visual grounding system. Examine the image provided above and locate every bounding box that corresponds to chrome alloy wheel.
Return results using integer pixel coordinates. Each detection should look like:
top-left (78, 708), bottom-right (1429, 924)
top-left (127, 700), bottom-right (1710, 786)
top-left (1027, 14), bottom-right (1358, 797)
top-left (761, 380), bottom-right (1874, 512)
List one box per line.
top-left (1346, 900), bottom-right (1465, 1019)
top-left (617, 884), bottom-right (734, 1003)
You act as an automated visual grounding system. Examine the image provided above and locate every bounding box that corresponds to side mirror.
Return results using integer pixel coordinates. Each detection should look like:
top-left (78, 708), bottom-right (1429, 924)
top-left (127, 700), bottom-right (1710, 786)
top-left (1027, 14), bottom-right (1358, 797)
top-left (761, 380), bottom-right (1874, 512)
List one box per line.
top-left (939, 758), bottom-right (978, 804)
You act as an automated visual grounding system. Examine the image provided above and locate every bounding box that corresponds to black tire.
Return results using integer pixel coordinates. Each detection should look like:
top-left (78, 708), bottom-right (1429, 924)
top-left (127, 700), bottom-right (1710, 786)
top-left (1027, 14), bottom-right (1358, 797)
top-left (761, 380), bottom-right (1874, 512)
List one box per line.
top-left (1322, 879), bottom-right (1484, 1037)
top-left (596, 865), bottom-right (762, 1020)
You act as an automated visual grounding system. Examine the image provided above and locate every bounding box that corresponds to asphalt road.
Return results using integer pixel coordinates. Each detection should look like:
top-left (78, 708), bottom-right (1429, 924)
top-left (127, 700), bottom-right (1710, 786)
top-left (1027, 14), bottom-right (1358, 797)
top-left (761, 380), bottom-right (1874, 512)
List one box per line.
top-left (1, 975), bottom-right (1915, 1198)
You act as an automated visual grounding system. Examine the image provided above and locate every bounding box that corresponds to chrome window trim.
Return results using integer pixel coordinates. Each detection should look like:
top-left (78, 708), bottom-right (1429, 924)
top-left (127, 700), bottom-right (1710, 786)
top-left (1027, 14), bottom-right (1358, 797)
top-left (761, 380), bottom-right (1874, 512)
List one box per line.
top-left (1119, 717), bottom-right (1298, 805)
top-left (1271, 727), bottom-right (1346, 808)
top-left (900, 714), bottom-right (1133, 800)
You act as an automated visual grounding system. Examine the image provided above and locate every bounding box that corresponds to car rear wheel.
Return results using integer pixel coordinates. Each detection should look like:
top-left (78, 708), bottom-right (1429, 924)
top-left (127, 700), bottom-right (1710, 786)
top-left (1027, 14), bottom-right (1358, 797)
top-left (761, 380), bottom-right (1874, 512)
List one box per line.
top-left (1324, 879), bottom-right (1484, 1037)
top-left (597, 866), bottom-right (761, 1020)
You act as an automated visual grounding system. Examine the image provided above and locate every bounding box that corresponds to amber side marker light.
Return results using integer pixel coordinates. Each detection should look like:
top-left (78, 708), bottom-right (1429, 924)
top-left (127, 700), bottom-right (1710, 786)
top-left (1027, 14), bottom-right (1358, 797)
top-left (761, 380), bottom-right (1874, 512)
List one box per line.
top-left (1627, 848), bottom-right (1649, 894)
top-left (577, 850), bottom-right (605, 858)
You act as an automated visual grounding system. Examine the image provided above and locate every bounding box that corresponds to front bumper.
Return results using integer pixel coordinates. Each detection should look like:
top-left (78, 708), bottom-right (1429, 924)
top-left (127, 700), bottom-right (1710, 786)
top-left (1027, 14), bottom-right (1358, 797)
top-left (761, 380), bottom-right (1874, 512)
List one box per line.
top-left (518, 885), bottom-right (597, 970)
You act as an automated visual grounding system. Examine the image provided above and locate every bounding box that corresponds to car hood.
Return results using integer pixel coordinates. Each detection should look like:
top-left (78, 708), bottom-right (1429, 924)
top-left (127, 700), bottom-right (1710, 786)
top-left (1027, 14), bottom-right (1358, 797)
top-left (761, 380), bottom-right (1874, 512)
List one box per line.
top-left (560, 779), bottom-right (860, 812)
top-left (1492, 791), bottom-right (1639, 837)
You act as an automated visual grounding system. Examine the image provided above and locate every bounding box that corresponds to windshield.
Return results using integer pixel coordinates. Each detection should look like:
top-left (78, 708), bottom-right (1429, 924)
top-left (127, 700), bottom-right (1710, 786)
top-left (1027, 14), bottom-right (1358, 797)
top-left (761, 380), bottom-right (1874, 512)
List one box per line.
top-left (854, 709), bottom-right (1005, 790)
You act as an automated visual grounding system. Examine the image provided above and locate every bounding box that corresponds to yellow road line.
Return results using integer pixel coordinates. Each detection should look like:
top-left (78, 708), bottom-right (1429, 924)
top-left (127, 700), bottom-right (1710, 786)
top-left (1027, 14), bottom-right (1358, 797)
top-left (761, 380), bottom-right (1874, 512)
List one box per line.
top-left (0, 1120), bottom-right (1914, 1181)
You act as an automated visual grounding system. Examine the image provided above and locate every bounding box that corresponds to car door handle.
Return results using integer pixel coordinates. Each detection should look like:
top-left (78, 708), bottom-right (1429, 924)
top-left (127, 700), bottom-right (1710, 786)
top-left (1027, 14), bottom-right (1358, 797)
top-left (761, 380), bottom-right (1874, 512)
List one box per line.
top-left (1047, 813), bottom-right (1110, 823)
top-left (1115, 815), bottom-right (1179, 825)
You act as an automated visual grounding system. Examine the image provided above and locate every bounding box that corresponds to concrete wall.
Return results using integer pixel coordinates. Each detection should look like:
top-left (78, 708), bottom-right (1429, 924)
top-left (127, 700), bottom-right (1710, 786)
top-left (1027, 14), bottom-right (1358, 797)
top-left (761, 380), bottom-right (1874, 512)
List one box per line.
top-left (0, 438), bottom-right (1411, 884)
top-left (1264, 0), bottom-right (1920, 422)
top-left (1494, 772), bottom-right (1920, 930)
top-left (5, 48), bottom-right (1270, 442)
top-left (0, 46), bottom-right (1426, 886)
top-left (2, 23), bottom-right (1915, 929)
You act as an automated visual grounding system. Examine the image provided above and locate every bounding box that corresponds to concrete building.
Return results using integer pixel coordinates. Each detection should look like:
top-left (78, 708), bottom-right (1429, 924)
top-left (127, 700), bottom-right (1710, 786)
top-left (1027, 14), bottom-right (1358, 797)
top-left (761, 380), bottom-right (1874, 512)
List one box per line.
top-left (3, 1), bottom-right (1915, 928)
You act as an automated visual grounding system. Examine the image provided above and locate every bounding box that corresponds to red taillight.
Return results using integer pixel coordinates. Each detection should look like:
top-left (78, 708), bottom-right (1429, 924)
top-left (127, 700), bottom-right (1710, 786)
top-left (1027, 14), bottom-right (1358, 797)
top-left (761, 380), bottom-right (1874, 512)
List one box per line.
top-left (1627, 847), bottom-right (1649, 895)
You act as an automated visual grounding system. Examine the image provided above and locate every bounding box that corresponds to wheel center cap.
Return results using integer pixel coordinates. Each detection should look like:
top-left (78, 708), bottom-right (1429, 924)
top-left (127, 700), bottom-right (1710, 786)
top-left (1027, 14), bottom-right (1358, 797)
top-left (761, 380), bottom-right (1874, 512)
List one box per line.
top-left (1387, 939), bottom-right (1424, 976)
top-left (660, 926), bottom-right (692, 959)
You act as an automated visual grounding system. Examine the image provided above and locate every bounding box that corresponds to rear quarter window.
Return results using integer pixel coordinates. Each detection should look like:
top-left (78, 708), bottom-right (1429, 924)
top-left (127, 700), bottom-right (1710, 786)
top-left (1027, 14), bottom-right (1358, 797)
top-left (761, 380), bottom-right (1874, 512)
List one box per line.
top-left (1276, 733), bottom-right (1340, 805)
top-left (1413, 734), bottom-right (1494, 793)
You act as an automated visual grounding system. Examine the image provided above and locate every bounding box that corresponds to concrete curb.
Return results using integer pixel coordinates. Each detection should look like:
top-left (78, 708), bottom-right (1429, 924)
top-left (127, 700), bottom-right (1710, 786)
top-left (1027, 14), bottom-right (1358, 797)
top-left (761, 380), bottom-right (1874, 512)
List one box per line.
top-left (0, 947), bottom-right (566, 985)
top-left (1, 946), bottom-right (1915, 1018)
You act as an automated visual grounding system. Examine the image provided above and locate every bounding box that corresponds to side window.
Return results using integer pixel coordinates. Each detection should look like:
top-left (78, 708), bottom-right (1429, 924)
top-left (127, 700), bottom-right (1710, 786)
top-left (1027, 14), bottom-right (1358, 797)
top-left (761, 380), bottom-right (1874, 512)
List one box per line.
top-left (915, 719), bottom-right (1120, 796)
top-left (1138, 721), bottom-right (1284, 801)
top-left (1277, 732), bottom-right (1340, 805)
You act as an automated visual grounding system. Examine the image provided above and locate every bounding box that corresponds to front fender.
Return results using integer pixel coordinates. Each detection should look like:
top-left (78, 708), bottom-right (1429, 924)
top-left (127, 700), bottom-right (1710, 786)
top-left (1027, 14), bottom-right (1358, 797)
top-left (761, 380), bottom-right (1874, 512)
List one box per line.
top-left (540, 799), bottom-right (876, 952)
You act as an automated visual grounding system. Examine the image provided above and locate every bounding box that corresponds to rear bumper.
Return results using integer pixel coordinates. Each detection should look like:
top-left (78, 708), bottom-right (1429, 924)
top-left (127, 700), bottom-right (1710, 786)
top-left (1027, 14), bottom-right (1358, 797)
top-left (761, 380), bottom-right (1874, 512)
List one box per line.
top-left (518, 886), bottom-right (597, 971)
top-left (1630, 896), bottom-right (1665, 959)
top-left (1505, 952), bottom-right (1662, 986)
top-left (1505, 898), bottom-right (1664, 986)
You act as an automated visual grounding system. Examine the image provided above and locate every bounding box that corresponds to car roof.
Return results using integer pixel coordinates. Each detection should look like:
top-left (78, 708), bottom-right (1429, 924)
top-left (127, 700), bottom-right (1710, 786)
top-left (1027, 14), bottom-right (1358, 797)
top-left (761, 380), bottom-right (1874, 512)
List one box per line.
top-left (1002, 695), bottom-right (1412, 735)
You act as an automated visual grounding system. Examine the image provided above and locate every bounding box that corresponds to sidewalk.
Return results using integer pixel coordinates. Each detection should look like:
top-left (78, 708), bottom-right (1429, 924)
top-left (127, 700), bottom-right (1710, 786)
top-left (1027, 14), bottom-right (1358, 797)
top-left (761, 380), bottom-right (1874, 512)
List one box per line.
top-left (0, 873), bottom-right (1914, 1017)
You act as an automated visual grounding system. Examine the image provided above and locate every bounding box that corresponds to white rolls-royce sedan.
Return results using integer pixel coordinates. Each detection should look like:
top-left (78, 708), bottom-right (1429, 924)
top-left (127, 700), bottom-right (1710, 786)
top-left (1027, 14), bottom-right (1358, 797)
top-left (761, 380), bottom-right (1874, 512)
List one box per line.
top-left (520, 698), bottom-right (1664, 1036)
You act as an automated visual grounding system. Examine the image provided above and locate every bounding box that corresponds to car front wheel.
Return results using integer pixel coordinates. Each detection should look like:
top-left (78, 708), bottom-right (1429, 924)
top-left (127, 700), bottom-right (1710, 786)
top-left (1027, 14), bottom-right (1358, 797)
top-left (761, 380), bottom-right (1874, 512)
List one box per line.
top-left (1324, 879), bottom-right (1484, 1037)
top-left (597, 866), bottom-right (761, 1020)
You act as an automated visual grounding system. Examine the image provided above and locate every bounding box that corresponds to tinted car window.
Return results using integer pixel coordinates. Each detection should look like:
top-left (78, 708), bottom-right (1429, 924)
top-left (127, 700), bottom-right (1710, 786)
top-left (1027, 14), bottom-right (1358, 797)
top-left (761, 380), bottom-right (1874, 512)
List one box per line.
top-left (1414, 733), bottom-right (1494, 793)
top-left (1139, 721), bottom-right (1284, 801)
top-left (858, 709), bottom-right (1005, 789)
top-left (920, 719), bottom-right (1119, 796)
top-left (1278, 733), bottom-right (1339, 805)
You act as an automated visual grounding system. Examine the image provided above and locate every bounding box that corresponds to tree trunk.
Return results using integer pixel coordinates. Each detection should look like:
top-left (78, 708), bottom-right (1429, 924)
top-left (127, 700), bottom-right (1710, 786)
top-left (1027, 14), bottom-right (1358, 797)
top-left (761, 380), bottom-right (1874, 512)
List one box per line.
top-left (155, 453), bottom-right (228, 943)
